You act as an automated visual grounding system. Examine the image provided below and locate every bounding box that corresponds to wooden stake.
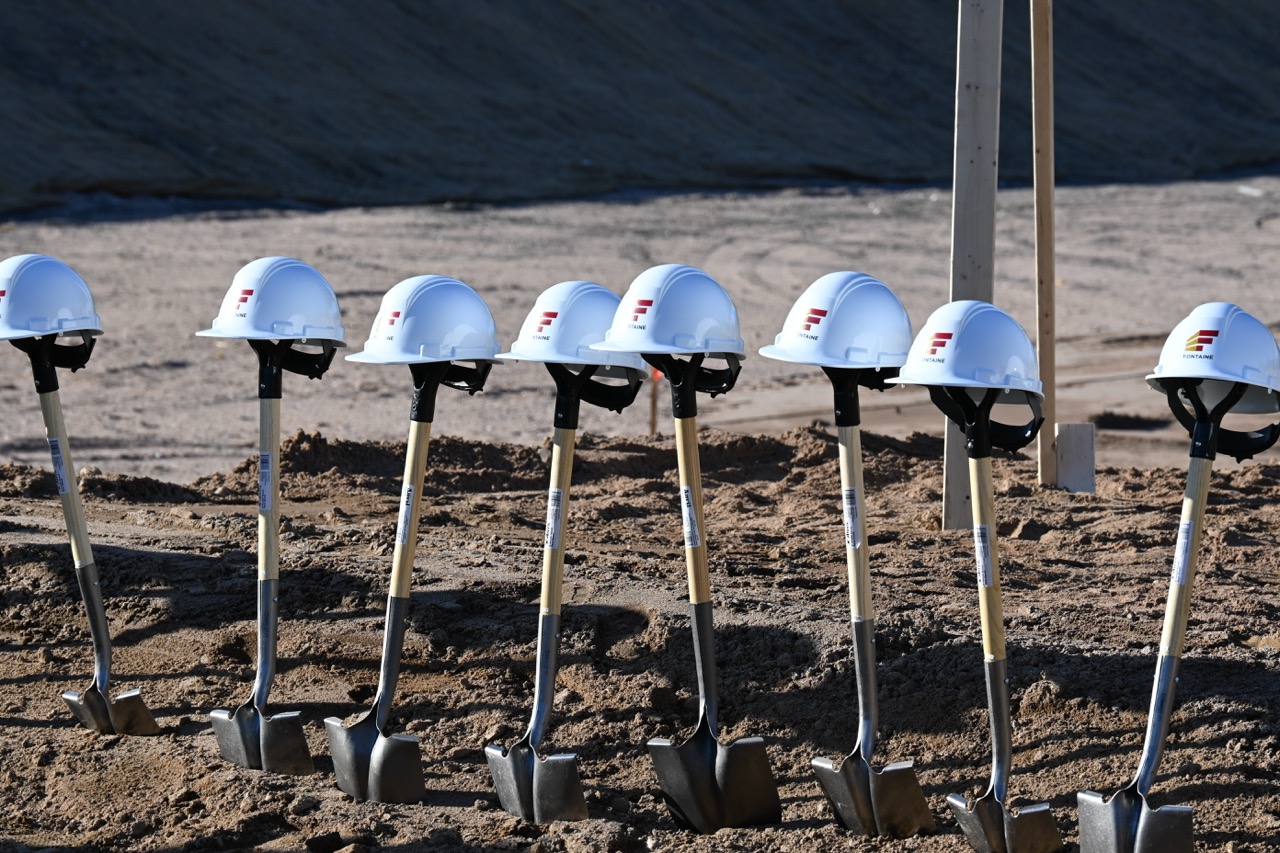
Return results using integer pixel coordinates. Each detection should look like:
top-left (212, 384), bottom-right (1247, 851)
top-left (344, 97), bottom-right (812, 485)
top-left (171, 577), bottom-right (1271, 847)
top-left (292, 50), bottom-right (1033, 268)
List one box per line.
top-left (1032, 0), bottom-right (1057, 486)
top-left (944, 0), bottom-right (1004, 529)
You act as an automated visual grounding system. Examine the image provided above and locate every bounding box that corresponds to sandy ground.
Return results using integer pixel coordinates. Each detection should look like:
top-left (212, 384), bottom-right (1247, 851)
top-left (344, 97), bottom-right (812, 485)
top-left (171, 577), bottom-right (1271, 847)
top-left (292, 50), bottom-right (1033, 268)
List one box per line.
top-left (2, 176), bottom-right (1279, 483)
top-left (2, 426), bottom-right (1280, 852)
top-left (1, 179), bottom-right (1279, 852)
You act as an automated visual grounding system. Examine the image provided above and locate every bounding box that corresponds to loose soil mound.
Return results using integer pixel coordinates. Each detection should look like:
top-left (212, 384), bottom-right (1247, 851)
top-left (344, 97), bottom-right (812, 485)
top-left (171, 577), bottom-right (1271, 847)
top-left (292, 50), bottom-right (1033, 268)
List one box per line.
top-left (2, 428), bottom-right (1279, 851)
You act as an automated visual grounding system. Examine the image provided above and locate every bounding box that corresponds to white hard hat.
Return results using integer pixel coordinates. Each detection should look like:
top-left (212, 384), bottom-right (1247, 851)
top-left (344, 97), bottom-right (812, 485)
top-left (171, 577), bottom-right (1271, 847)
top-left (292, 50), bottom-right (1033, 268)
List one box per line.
top-left (347, 275), bottom-right (500, 365)
top-left (498, 280), bottom-right (645, 376)
top-left (197, 257), bottom-right (345, 344)
top-left (0, 254), bottom-right (103, 340)
top-left (591, 264), bottom-right (745, 358)
top-left (897, 300), bottom-right (1043, 403)
top-left (1146, 302), bottom-right (1280, 414)
top-left (758, 271), bottom-right (911, 369)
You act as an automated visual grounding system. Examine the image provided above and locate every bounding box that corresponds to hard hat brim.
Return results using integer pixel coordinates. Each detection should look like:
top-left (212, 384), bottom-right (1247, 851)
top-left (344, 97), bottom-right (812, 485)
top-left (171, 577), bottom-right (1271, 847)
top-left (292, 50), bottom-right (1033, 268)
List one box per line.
top-left (592, 340), bottom-right (745, 359)
top-left (897, 375), bottom-right (1044, 402)
top-left (197, 328), bottom-right (346, 346)
top-left (0, 327), bottom-right (103, 341)
top-left (1145, 373), bottom-right (1280, 413)
top-left (758, 343), bottom-right (904, 369)
top-left (497, 349), bottom-right (646, 371)
top-left (346, 349), bottom-right (498, 365)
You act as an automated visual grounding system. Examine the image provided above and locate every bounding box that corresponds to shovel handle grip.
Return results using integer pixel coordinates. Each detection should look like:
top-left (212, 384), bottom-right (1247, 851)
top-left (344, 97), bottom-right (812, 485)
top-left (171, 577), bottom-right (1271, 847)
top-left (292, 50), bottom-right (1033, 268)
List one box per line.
top-left (258, 398), bottom-right (281, 582)
top-left (1159, 455), bottom-right (1212, 657)
top-left (390, 420), bottom-right (432, 600)
top-left (969, 456), bottom-right (1006, 662)
top-left (674, 417), bottom-right (711, 605)
top-left (38, 391), bottom-right (94, 568)
top-left (539, 427), bottom-right (576, 615)
top-left (837, 425), bottom-right (873, 622)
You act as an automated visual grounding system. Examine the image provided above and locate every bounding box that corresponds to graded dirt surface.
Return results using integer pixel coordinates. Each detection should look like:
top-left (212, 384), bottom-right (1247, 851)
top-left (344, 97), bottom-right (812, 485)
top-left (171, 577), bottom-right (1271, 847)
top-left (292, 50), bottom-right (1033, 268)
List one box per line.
top-left (2, 175), bottom-right (1280, 482)
top-left (2, 425), bottom-right (1280, 853)
top-left (1, 175), bottom-right (1280, 851)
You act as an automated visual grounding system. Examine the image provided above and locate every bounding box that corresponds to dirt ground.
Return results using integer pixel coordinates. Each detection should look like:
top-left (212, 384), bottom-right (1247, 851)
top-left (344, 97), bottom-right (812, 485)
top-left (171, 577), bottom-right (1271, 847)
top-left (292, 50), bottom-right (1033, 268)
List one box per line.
top-left (1, 178), bottom-right (1280, 852)
top-left (2, 175), bottom-right (1280, 482)
top-left (2, 420), bottom-right (1280, 852)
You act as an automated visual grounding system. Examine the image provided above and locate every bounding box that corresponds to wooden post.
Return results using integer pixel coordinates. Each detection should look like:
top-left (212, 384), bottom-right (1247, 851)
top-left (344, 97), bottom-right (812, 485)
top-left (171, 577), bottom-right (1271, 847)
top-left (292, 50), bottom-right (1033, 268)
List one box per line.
top-left (1032, 0), bottom-right (1057, 486)
top-left (944, 0), bottom-right (1004, 529)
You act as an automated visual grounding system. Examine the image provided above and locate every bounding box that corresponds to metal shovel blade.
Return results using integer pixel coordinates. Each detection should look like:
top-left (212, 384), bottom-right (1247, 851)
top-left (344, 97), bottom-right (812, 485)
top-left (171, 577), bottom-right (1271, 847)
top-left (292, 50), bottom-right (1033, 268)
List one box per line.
top-left (63, 686), bottom-right (160, 736)
top-left (325, 713), bottom-right (425, 804)
top-left (211, 702), bottom-right (313, 775)
top-left (211, 703), bottom-right (262, 769)
top-left (814, 754), bottom-right (934, 838)
top-left (948, 791), bottom-right (1061, 853)
top-left (812, 753), bottom-right (875, 835)
top-left (647, 714), bottom-right (781, 834)
top-left (1077, 788), bottom-right (1193, 853)
top-left (259, 711), bottom-right (312, 775)
top-left (486, 740), bottom-right (587, 823)
top-left (62, 686), bottom-right (114, 734)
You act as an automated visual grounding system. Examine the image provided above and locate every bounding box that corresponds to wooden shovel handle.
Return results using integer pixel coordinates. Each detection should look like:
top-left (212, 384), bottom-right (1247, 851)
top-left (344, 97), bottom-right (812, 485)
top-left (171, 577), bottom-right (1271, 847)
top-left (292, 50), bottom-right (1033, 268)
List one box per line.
top-left (258, 397), bottom-right (280, 583)
top-left (38, 391), bottom-right (93, 568)
top-left (539, 427), bottom-right (576, 616)
top-left (1159, 455), bottom-right (1212, 658)
top-left (837, 425), bottom-right (873, 622)
top-left (389, 420), bottom-right (432, 600)
top-left (968, 456), bottom-right (1006, 662)
top-left (674, 417), bottom-right (711, 606)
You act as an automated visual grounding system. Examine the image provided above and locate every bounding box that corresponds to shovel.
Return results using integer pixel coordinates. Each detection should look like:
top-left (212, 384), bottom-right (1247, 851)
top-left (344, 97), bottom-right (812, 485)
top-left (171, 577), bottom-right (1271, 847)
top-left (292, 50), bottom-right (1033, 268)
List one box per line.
top-left (487, 362), bottom-right (642, 822)
top-left (211, 339), bottom-right (335, 775)
top-left (12, 333), bottom-right (159, 735)
top-left (327, 360), bottom-right (490, 802)
top-left (809, 368), bottom-right (934, 838)
top-left (1078, 379), bottom-right (1280, 853)
top-left (929, 386), bottom-right (1061, 853)
top-left (643, 353), bottom-right (782, 834)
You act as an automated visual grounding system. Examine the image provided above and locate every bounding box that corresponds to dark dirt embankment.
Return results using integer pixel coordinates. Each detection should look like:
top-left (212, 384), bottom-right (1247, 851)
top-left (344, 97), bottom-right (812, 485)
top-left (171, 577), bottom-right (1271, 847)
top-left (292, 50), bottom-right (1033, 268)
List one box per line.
top-left (3, 1), bottom-right (1279, 215)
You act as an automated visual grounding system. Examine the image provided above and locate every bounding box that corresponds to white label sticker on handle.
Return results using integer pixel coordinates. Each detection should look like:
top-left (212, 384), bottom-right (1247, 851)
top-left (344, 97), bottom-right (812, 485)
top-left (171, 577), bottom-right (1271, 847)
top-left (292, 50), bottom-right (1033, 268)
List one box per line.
top-left (544, 487), bottom-right (564, 551)
top-left (258, 452), bottom-right (272, 512)
top-left (842, 486), bottom-right (861, 549)
top-left (974, 524), bottom-right (993, 588)
top-left (395, 483), bottom-right (415, 545)
top-left (1171, 520), bottom-right (1194, 585)
top-left (681, 485), bottom-right (701, 549)
top-left (47, 438), bottom-right (69, 495)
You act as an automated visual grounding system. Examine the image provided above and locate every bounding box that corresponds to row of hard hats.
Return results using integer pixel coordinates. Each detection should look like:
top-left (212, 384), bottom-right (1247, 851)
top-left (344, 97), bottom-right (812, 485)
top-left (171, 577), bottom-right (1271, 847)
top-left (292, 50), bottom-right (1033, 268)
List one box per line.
top-left (3, 253), bottom-right (1279, 410)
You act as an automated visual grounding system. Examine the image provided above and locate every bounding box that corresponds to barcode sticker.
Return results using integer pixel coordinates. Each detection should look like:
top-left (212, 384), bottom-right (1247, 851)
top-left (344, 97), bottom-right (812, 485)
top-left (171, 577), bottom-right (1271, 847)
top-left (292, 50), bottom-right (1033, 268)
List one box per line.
top-left (842, 487), bottom-right (861, 549)
top-left (544, 487), bottom-right (564, 551)
top-left (974, 524), bottom-right (993, 587)
top-left (47, 438), bottom-right (69, 495)
top-left (258, 452), bottom-right (272, 512)
top-left (681, 486), bottom-right (701, 549)
top-left (1171, 520), bottom-right (1194, 585)
top-left (395, 483), bottom-right (415, 545)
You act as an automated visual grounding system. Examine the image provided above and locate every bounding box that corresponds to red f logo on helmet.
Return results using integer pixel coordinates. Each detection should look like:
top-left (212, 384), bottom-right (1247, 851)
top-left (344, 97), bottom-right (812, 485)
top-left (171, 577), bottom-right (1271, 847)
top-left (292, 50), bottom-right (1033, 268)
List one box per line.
top-left (1184, 329), bottom-right (1218, 353)
top-left (631, 298), bottom-right (654, 322)
top-left (928, 331), bottom-right (953, 355)
top-left (536, 311), bottom-right (558, 332)
top-left (802, 308), bottom-right (828, 331)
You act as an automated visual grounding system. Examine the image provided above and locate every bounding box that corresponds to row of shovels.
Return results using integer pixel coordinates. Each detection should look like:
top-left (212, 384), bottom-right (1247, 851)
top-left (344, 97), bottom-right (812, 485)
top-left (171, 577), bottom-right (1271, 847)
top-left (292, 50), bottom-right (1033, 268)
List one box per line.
top-left (15, 335), bottom-right (1276, 853)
